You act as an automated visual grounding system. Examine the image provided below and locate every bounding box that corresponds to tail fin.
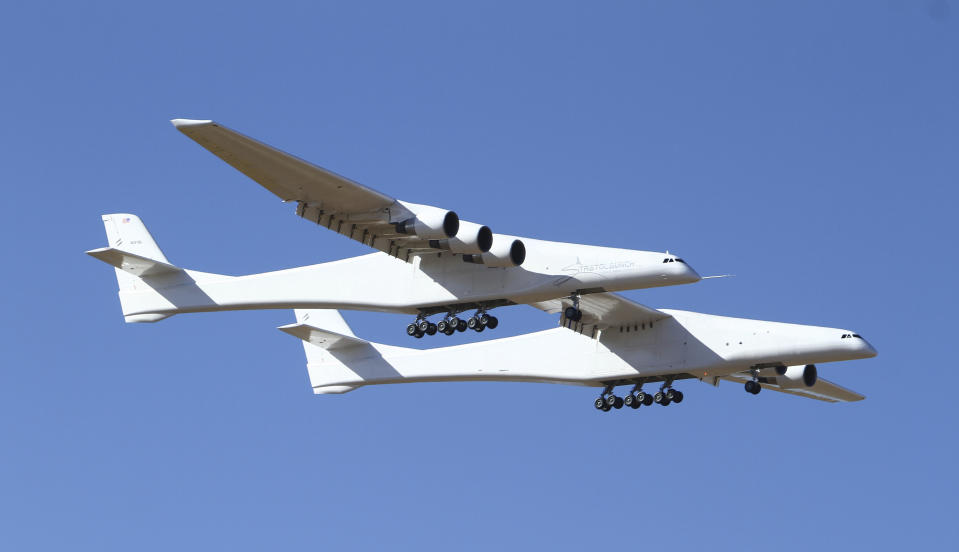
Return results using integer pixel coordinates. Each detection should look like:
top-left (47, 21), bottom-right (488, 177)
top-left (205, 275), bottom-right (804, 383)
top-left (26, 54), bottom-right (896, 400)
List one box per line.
top-left (278, 309), bottom-right (372, 394)
top-left (100, 213), bottom-right (170, 265)
top-left (87, 214), bottom-right (181, 323)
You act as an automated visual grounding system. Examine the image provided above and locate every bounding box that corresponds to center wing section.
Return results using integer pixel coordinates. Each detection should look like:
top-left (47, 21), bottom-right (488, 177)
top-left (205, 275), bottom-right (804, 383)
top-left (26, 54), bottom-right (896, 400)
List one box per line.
top-left (531, 292), bottom-right (672, 337)
top-left (172, 119), bottom-right (523, 266)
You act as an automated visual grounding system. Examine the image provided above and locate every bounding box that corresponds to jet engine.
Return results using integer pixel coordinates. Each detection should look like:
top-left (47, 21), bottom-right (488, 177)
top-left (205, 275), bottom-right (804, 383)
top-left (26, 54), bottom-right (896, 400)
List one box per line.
top-left (776, 364), bottom-right (817, 388)
top-left (429, 221), bottom-right (493, 255)
top-left (393, 206), bottom-right (459, 240)
top-left (462, 236), bottom-right (526, 268)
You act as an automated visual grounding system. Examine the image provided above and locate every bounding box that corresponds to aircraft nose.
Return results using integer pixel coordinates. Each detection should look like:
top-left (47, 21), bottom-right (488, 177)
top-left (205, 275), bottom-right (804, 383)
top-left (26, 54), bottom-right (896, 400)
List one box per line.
top-left (850, 335), bottom-right (878, 358)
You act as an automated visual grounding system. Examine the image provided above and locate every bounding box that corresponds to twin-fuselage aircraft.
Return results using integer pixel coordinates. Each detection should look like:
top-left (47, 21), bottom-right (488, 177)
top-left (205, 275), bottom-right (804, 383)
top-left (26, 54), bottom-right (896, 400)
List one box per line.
top-left (88, 119), bottom-right (876, 410)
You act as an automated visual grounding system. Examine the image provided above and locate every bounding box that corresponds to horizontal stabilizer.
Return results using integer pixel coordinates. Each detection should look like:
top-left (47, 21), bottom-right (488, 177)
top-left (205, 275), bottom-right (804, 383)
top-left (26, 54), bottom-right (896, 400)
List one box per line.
top-left (86, 247), bottom-right (182, 277)
top-left (278, 322), bottom-right (369, 350)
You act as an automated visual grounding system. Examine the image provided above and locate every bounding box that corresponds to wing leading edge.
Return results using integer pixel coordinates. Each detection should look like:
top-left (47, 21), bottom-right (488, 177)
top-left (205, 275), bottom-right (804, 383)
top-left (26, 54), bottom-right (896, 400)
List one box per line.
top-left (172, 119), bottom-right (521, 265)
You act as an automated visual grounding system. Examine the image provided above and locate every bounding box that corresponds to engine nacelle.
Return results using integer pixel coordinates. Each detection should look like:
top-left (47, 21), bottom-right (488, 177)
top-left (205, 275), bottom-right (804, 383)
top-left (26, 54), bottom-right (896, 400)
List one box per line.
top-left (462, 236), bottom-right (526, 268)
top-left (776, 364), bottom-right (817, 389)
top-left (429, 221), bottom-right (493, 255)
top-left (393, 206), bottom-right (459, 240)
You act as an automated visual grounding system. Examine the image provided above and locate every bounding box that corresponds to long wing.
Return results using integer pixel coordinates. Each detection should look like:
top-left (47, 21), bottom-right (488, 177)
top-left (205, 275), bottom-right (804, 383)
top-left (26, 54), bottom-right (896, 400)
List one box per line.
top-left (172, 119), bottom-right (497, 263)
top-left (531, 292), bottom-right (672, 336)
top-left (721, 372), bottom-right (865, 402)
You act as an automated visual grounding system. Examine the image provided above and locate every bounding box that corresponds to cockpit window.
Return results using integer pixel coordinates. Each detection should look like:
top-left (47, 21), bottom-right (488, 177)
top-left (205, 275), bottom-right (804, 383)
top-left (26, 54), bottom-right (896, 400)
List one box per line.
top-left (663, 257), bottom-right (685, 263)
top-left (675, 258), bottom-right (685, 263)
top-left (841, 334), bottom-right (863, 339)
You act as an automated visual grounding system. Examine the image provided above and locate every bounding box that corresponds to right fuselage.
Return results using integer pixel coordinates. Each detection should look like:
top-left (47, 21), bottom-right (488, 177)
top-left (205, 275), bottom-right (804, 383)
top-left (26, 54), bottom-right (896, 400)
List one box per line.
top-left (117, 239), bottom-right (700, 318)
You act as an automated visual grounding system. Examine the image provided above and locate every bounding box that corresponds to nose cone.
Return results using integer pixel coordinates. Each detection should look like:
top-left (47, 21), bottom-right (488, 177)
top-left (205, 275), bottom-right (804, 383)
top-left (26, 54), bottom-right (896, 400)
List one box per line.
top-left (848, 335), bottom-right (878, 359)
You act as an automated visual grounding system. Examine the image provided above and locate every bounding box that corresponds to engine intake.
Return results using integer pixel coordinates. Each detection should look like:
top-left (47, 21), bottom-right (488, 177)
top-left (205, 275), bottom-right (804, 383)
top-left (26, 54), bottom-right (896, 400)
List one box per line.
top-left (429, 221), bottom-right (493, 254)
top-left (462, 237), bottom-right (526, 268)
top-left (776, 364), bottom-right (817, 388)
top-left (394, 209), bottom-right (459, 239)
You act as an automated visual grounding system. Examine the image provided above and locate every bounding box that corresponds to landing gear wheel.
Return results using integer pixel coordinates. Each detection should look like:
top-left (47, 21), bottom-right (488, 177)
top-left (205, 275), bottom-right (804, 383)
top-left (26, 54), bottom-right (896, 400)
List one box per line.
top-left (417, 320), bottom-right (430, 333)
top-left (444, 327), bottom-right (456, 336)
top-left (479, 313), bottom-right (491, 325)
top-left (672, 390), bottom-right (684, 403)
top-left (654, 391), bottom-right (664, 404)
top-left (613, 396), bottom-right (624, 409)
top-left (665, 389), bottom-right (676, 401)
top-left (564, 307), bottom-right (583, 321)
top-left (605, 395), bottom-right (617, 407)
top-left (406, 323), bottom-right (418, 337)
top-left (624, 394), bottom-right (641, 409)
top-left (436, 320), bottom-right (449, 334)
top-left (475, 324), bottom-right (484, 332)
top-left (642, 393), bottom-right (654, 406)
top-left (413, 329), bottom-right (424, 339)
top-left (661, 396), bottom-right (672, 406)
top-left (456, 319), bottom-right (468, 332)
top-left (448, 317), bottom-right (460, 329)
top-left (745, 381), bottom-right (761, 395)
top-left (594, 397), bottom-right (606, 410)
top-left (601, 403), bottom-right (611, 412)
top-left (467, 316), bottom-right (481, 330)
top-left (425, 323), bottom-right (437, 336)
top-left (485, 316), bottom-right (498, 329)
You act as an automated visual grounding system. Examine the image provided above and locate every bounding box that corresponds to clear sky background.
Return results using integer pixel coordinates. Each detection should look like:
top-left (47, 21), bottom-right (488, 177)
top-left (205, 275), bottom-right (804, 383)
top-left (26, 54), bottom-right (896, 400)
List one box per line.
top-left (1, 1), bottom-right (956, 549)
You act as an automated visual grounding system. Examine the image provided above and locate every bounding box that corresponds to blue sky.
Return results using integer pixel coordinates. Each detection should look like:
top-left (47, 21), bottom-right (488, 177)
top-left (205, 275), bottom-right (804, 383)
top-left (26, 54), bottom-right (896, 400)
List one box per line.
top-left (1, 1), bottom-right (956, 549)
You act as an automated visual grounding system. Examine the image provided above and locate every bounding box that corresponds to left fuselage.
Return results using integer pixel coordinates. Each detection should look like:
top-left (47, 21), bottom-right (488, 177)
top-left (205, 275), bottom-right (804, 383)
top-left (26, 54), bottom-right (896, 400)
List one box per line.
top-left (305, 310), bottom-right (877, 392)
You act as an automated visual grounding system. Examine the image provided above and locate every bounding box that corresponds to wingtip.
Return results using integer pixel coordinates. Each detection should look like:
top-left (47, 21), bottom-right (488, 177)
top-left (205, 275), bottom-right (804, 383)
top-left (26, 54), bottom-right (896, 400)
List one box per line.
top-left (170, 118), bottom-right (214, 129)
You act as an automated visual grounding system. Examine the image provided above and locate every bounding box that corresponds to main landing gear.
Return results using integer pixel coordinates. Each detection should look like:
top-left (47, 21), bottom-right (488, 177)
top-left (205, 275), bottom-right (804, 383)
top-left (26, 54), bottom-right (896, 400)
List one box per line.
top-left (407, 310), bottom-right (499, 338)
top-left (594, 384), bottom-right (680, 412)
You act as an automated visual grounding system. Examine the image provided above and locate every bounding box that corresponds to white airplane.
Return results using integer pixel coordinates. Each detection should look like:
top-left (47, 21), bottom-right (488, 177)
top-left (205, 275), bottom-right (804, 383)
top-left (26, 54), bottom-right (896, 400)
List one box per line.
top-left (86, 119), bottom-right (700, 336)
top-left (281, 298), bottom-right (876, 406)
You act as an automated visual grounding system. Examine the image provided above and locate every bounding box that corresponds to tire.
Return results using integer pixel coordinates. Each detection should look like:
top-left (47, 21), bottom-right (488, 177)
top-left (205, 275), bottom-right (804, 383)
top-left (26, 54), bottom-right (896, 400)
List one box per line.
top-left (448, 317), bottom-right (460, 329)
top-left (665, 389), bottom-right (676, 400)
top-left (672, 391), bottom-right (684, 403)
top-left (479, 313), bottom-right (490, 325)
top-left (601, 404), bottom-right (611, 412)
top-left (661, 396), bottom-right (671, 406)
top-left (594, 397), bottom-right (606, 410)
top-left (467, 316), bottom-right (480, 329)
top-left (745, 381), bottom-right (757, 394)
top-left (406, 323), bottom-right (418, 336)
top-left (475, 324), bottom-right (485, 332)
top-left (425, 323), bottom-right (437, 336)
top-left (573, 310), bottom-right (583, 322)
top-left (485, 316), bottom-right (498, 329)
top-left (456, 319), bottom-right (467, 332)
top-left (654, 391), bottom-right (664, 404)
top-left (413, 329), bottom-right (424, 339)
top-left (564, 307), bottom-right (578, 319)
top-left (606, 395), bottom-right (617, 407)
top-left (417, 320), bottom-right (430, 332)
top-left (613, 396), bottom-right (624, 409)
top-left (623, 394), bottom-right (635, 407)
top-left (436, 320), bottom-right (448, 333)
top-left (643, 393), bottom-right (654, 406)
